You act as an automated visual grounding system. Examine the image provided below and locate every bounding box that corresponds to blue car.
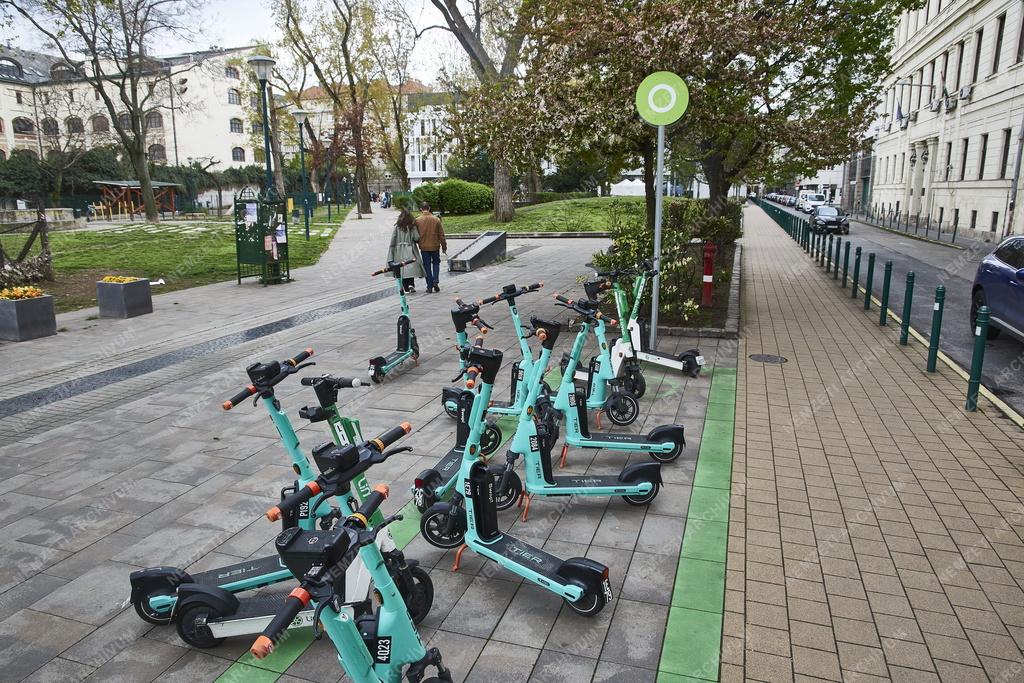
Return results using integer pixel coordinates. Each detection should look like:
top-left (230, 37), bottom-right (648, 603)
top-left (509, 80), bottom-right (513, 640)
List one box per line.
top-left (972, 236), bottom-right (1024, 341)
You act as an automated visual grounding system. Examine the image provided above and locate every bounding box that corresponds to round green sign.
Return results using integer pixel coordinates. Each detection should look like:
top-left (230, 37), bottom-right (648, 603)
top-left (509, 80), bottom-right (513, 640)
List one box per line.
top-left (635, 72), bottom-right (689, 126)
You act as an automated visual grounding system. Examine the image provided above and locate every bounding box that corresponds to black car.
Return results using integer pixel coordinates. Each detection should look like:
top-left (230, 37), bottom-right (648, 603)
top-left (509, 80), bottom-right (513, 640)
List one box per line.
top-left (810, 205), bottom-right (850, 234)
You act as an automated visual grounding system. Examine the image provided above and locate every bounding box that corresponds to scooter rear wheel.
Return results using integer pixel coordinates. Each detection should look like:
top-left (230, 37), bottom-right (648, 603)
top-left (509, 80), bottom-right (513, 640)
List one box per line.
top-left (133, 592), bottom-right (173, 626)
top-left (420, 509), bottom-right (466, 549)
top-left (480, 423), bottom-right (502, 456)
top-left (623, 482), bottom-right (660, 506)
top-left (175, 602), bottom-right (225, 649)
top-left (650, 438), bottom-right (683, 464)
top-left (565, 587), bottom-right (607, 616)
top-left (605, 392), bottom-right (639, 426)
top-left (369, 365), bottom-right (384, 384)
top-left (443, 398), bottom-right (459, 419)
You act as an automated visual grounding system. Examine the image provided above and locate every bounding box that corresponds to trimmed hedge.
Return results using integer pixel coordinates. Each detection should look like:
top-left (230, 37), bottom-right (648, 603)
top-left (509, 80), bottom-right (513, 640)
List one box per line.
top-left (411, 179), bottom-right (493, 215)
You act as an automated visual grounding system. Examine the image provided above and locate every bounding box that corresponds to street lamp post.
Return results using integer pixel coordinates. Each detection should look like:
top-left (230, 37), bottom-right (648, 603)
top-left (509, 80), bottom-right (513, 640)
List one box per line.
top-left (291, 108), bottom-right (311, 240)
top-left (247, 55), bottom-right (276, 198)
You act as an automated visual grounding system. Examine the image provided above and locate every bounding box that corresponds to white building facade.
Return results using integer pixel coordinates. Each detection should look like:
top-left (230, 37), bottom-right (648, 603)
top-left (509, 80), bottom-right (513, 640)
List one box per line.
top-left (405, 99), bottom-right (452, 189)
top-left (871, 0), bottom-right (1024, 238)
top-left (0, 45), bottom-right (266, 171)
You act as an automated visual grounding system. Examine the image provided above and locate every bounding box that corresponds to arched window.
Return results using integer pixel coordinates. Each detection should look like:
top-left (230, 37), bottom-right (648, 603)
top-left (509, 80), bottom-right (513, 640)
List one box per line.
top-left (249, 93), bottom-right (259, 108)
top-left (117, 112), bottom-right (132, 129)
top-left (254, 148), bottom-right (265, 163)
top-left (0, 150), bottom-right (7, 162)
top-left (66, 117), bottom-right (84, 134)
top-left (148, 144), bottom-right (166, 162)
top-left (91, 115), bottom-right (109, 133)
top-left (228, 88), bottom-right (241, 105)
top-left (50, 63), bottom-right (77, 81)
top-left (144, 110), bottom-right (163, 129)
top-left (0, 118), bottom-right (5, 134)
top-left (229, 118), bottom-right (244, 134)
top-left (251, 121), bottom-right (263, 135)
top-left (224, 65), bottom-right (240, 79)
top-left (41, 118), bottom-right (59, 136)
top-left (0, 58), bottom-right (23, 79)
top-left (231, 147), bottom-right (246, 162)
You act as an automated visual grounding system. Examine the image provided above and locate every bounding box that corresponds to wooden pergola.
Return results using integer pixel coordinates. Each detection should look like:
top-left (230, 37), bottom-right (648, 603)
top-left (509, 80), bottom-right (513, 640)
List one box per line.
top-left (92, 180), bottom-right (181, 214)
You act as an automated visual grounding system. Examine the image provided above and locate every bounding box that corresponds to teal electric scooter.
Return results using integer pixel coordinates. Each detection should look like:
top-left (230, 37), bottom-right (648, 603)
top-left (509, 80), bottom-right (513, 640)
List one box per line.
top-left (418, 340), bottom-right (613, 616)
top-left (251, 428), bottom-right (452, 682)
top-left (368, 259), bottom-right (420, 383)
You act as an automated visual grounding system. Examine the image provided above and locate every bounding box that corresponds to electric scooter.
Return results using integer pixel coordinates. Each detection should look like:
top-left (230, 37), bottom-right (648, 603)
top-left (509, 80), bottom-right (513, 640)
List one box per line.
top-left (551, 297), bottom-right (686, 467)
top-left (418, 340), bottom-right (613, 616)
top-left (494, 312), bottom-right (663, 520)
top-left (251, 482), bottom-right (452, 682)
top-left (368, 259), bottom-right (420, 383)
top-left (603, 260), bottom-right (704, 378)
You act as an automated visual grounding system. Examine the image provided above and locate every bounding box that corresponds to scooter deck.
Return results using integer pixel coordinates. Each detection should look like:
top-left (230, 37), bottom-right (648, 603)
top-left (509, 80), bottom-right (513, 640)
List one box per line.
top-left (191, 554), bottom-right (289, 590)
top-left (635, 349), bottom-right (686, 369)
top-left (204, 593), bottom-right (319, 639)
top-left (476, 535), bottom-right (562, 581)
top-left (566, 432), bottom-right (669, 449)
top-left (534, 474), bottom-right (644, 495)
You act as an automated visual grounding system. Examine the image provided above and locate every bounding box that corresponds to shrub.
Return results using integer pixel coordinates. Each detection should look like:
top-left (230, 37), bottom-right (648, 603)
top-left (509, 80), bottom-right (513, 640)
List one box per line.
top-left (591, 197), bottom-right (742, 324)
top-left (530, 191), bottom-right (597, 204)
top-left (438, 178), bottom-right (493, 215)
top-left (411, 183), bottom-right (440, 210)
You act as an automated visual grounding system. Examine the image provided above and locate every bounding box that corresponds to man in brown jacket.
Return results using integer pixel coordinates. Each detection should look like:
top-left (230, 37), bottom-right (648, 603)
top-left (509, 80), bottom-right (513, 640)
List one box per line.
top-left (415, 202), bottom-right (447, 293)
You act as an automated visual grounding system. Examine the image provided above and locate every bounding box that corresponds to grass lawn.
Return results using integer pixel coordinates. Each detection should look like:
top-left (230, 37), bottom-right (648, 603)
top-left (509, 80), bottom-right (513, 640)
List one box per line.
top-left (1, 206), bottom-right (349, 312)
top-left (441, 196), bottom-right (645, 234)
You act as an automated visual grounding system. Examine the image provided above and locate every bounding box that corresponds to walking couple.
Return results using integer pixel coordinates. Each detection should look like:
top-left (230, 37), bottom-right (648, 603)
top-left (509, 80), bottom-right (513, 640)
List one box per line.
top-left (388, 202), bottom-right (447, 293)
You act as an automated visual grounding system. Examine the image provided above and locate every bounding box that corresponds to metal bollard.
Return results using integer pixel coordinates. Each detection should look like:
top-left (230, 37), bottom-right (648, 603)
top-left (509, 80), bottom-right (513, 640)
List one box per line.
top-left (966, 305), bottom-right (989, 411)
top-left (851, 247), bottom-right (862, 298)
top-left (834, 236), bottom-right (842, 280)
top-left (842, 242), bottom-right (850, 286)
top-left (879, 261), bottom-right (892, 325)
top-left (812, 229), bottom-right (818, 259)
top-left (927, 286), bottom-right (945, 372)
top-left (899, 271), bottom-right (915, 345)
top-left (826, 235), bottom-right (833, 271)
top-left (864, 253), bottom-right (876, 310)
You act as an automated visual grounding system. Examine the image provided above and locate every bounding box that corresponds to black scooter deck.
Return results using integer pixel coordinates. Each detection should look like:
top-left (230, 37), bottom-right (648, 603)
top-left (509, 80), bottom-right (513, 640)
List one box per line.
top-left (190, 555), bottom-right (287, 588)
top-left (549, 474), bottom-right (629, 488)
top-left (589, 432), bottom-right (658, 444)
top-left (479, 535), bottom-right (562, 581)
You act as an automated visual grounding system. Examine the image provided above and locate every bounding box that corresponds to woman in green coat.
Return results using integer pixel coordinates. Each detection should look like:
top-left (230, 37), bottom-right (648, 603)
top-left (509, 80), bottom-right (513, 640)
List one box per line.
top-left (387, 208), bottom-right (425, 292)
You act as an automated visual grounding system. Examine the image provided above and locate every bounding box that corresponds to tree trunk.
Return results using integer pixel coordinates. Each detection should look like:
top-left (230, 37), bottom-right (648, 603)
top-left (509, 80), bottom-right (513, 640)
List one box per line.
top-left (268, 91), bottom-right (287, 198)
top-left (355, 164), bottom-right (371, 215)
top-left (130, 149), bottom-right (159, 221)
top-left (36, 205), bottom-right (53, 280)
top-left (642, 143), bottom-right (655, 231)
top-left (701, 154), bottom-right (731, 216)
top-left (493, 162), bottom-right (514, 222)
top-left (526, 162), bottom-right (542, 197)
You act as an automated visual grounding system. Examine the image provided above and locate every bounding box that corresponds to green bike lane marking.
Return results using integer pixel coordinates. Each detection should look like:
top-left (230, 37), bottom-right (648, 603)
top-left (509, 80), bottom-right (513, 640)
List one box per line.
top-left (658, 367), bottom-right (735, 682)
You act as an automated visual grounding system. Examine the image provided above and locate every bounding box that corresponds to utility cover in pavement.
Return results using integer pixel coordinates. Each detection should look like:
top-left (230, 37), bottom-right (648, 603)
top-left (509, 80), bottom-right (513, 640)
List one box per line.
top-left (749, 354), bottom-right (788, 364)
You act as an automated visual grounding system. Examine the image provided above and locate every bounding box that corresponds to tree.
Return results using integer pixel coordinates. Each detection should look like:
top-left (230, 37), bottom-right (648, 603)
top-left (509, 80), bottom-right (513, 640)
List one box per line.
top-left (36, 82), bottom-right (107, 201)
top-left (427, 0), bottom-right (537, 222)
top-left (0, 150), bottom-right (46, 197)
top-left (526, 0), bottom-right (919, 219)
top-left (446, 147), bottom-right (493, 185)
top-left (2, 0), bottom-right (202, 221)
top-left (278, 0), bottom-right (375, 215)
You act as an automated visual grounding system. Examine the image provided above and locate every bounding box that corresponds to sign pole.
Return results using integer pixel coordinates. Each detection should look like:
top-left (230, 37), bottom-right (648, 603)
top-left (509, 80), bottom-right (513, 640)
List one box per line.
top-left (650, 124), bottom-right (666, 349)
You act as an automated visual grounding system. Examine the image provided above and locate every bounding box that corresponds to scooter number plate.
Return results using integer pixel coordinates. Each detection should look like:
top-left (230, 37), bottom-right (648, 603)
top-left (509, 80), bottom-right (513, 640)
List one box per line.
top-left (602, 578), bottom-right (613, 603)
top-left (695, 355), bottom-right (706, 366)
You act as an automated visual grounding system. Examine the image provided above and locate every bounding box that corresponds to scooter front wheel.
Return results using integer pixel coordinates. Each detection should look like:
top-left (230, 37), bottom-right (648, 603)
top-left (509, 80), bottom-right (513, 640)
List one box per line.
top-left (489, 468), bottom-right (523, 511)
top-left (368, 364), bottom-right (384, 384)
top-left (623, 482), bottom-right (660, 506)
top-left (443, 399), bottom-right (459, 419)
top-left (405, 565), bottom-right (434, 624)
top-left (565, 587), bottom-right (608, 616)
top-left (175, 602), bottom-right (225, 649)
top-left (622, 369), bottom-right (646, 399)
top-left (605, 392), bottom-right (639, 426)
top-left (420, 509), bottom-right (466, 549)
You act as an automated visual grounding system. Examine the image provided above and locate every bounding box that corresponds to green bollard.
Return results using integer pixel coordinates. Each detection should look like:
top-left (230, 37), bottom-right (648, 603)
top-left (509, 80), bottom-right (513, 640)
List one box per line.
top-left (811, 229), bottom-right (817, 258)
top-left (863, 253), bottom-right (876, 310)
top-left (899, 271), bottom-right (915, 345)
top-left (966, 305), bottom-right (989, 411)
top-left (842, 241), bottom-right (850, 287)
top-left (826, 234), bottom-right (834, 272)
top-left (927, 286), bottom-right (945, 372)
top-left (833, 236), bottom-right (842, 280)
top-left (879, 261), bottom-right (892, 325)
top-left (851, 247), bottom-right (862, 298)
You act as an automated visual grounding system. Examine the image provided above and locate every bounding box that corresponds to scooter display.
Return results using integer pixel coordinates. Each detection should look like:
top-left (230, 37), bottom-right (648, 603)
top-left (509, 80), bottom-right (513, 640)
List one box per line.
top-left (603, 260), bottom-right (704, 378)
top-left (368, 259), bottom-right (420, 383)
top-left (251, 483), bottom-right (451, 683)
top-left (496, 312), bottom-right (663, 519)
top-left (418, 341), bottom-right (613, 616)
top-left (551, 297), bottom-right (686, 466)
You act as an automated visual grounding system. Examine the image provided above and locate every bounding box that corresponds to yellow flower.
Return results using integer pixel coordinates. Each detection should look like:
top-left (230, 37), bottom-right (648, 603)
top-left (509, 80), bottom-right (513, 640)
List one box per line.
top-left (0, 286), bottom-right (45, 300)
top-left (100, 276), bottom-right (141, 283)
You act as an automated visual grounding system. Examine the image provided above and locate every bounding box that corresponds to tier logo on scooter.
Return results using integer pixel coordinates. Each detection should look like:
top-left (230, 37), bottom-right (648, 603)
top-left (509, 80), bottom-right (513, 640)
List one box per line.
top-left (508, 545), bottom-right (545, 565)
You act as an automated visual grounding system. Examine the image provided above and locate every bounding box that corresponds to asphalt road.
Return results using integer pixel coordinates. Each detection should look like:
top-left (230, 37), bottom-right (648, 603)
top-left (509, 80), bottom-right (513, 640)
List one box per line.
top-left (767, 201), bottom-right (1024, 417)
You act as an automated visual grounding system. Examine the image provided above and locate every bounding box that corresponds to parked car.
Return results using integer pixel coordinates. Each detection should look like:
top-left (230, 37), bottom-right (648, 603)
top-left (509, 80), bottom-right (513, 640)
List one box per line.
top-left (786, 195), bottom-right (797, 207)
top-left (971, 236), bottom-right (1024, 341)
top-left (798, 191), bottom-right (827, 213)
top-left (810, 205), bottom-right (850, 234)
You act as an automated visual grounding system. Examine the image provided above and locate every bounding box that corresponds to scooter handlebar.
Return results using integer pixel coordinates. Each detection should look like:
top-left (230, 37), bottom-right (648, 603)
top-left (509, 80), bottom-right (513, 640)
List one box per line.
top-left (366, 422), bottom-right (412, 453)
top-left (266, 481), bottom-right (322, 522)
top-left (250, 587), bottom-right (312, 659)
top-left (349, 484), bottom-right (389, 527)
top-left (222, 385), bottom-right (257, 411)
top-left (223, 348), bottom-right (315, 410)
top-left (300, 375), bottom-right (364, 388)
top-left (286, 348), bottom-right (314, 366)
top-left (478, 282), bottom-right (543, 306)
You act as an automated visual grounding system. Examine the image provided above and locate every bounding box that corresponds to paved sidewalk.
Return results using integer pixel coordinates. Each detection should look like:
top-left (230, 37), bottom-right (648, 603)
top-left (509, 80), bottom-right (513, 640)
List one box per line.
top-left (726, 206), bottom-right (1024, 682)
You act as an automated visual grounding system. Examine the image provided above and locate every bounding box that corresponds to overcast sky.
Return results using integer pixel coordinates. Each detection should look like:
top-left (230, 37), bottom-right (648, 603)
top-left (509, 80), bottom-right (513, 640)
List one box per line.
top-left (1, 0), bottom-right (456, 85)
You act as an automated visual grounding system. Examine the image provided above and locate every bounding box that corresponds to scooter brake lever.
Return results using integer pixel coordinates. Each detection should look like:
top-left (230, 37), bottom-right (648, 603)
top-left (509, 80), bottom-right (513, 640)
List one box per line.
top-left (381, 445), bottom-right (413, 458)
top-left (291, 361), bottom-right (316, 373)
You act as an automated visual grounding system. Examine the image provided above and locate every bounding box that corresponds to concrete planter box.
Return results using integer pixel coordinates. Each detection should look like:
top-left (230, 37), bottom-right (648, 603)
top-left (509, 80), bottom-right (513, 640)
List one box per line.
top-left (0, 295), bottom-right (57, 341)
top-left (97, 279), bottom-right (153, 318)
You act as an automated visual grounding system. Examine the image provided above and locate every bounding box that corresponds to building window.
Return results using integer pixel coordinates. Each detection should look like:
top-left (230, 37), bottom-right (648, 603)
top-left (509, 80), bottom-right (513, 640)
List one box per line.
top-left (145, 110), bottom-right (163, 129)
top-left (66, 117), bottom-right (84, 134)
top-left (0, 118), bottom-right (4, 134)
top-left (1018, 8), bottom-right (1024, 63)
top-left (250, 93), bottom-right (259, 108)
top-left (118, 112), bottom-right (132, 129)
top-left (1001, 128), bottom-right (1013, 179)
top-left (251, 121), bottom-right (263, 135)
top-left (915, 68), bottom-right (924, 109)
top-left (228, 88), bottom-right (241, 105)
top-left (148, 144), bottom-right (166, 162)
top-left (991, 211), bottom-right (1000, 232)
top-left (955, 40), bottom-right (965, 90)
top-left (225, 66), bottom-right (240, 79)
top-left (229, 118), bottom-right (244, 134)
top-left (232, 147), bottom-right (246, 162)
top-left (970, 210), bottom-right (978, 230)
top-left (978, 133), bottom-right (988, 179)
top-left (994, 14), bottom-right (1006, 73)
top-left (420, 155), bottom-right (426, 172)
top-left (972, 28), bottom-right (984, 83)
top-left (960, 138), bottom-right (969, 180)
top-left (0, 58), bottom-right (23, 79)
top-left (900, 152), bottom-right (906, 182)
top-left (15, 91), bottom-right (22, 104)
top-left (0, 149), bottom-right (6, 162)
top-left (41, 118), bottom-right (59, 136)
top-left (944, 141), bottom-right (952, 180)
top-left (94, 88), bottom-right (101, 101)
top-left (953, 208), bottom-right (960, 228)
top-left (938, 206), bottom-right (944, 227)
top-left (254, 148), bottom-right (265, 163)
top-left (91, 115), bottom-right (109, 133)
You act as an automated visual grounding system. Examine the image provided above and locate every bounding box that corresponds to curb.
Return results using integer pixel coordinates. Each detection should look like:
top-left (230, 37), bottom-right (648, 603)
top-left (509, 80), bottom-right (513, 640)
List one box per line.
top-left (657, 244), bottom-right (742, 340)
top-left (851, 217), bottom-right (967, 250)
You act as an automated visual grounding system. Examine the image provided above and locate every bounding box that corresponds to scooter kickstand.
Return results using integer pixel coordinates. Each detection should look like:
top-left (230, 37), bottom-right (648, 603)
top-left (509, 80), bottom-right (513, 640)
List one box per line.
top-left (452, 544), bottom-right (468, 572)
top-left (595, 410), bottom-right (604, 431)
top-left (558, 443), bottom-right (569, 469)
top-left (520, 493), bottom-right (532, 522)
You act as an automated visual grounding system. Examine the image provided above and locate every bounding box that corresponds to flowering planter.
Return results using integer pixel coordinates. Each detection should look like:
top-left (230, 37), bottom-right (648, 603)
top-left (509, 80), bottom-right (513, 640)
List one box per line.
top-left (0, 295), bottom-right (57, 341)
top-left (97, 278), bottom-right (152, 318)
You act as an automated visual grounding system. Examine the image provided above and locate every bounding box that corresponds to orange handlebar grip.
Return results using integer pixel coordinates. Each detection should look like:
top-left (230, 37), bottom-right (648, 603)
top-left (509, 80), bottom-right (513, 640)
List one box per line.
top-left (374, 484), bottom-right (390, 497)
top-left (266, 506), bottom-right (282, 522)
top-left (399, 422), bottom-right (412, 434)
top-left (251, 635), bottom-right (274, 659)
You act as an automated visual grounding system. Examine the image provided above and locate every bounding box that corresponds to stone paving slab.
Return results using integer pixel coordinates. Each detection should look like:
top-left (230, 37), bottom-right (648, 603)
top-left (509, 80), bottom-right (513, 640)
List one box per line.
top-left (0, 204), bottom-right (724, 682)
top-left (726, 205), bottom-right (1024, 683)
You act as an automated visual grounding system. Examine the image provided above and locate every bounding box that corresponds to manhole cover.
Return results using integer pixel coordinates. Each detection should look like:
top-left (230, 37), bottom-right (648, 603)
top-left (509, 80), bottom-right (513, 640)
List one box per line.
top-left (750, 354), bottom-right (788, 364)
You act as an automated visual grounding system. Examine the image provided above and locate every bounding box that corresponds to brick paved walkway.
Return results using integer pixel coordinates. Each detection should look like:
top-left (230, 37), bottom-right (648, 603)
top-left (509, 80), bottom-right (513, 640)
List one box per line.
top-left (725, 206), bottom-right (1024, 682)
